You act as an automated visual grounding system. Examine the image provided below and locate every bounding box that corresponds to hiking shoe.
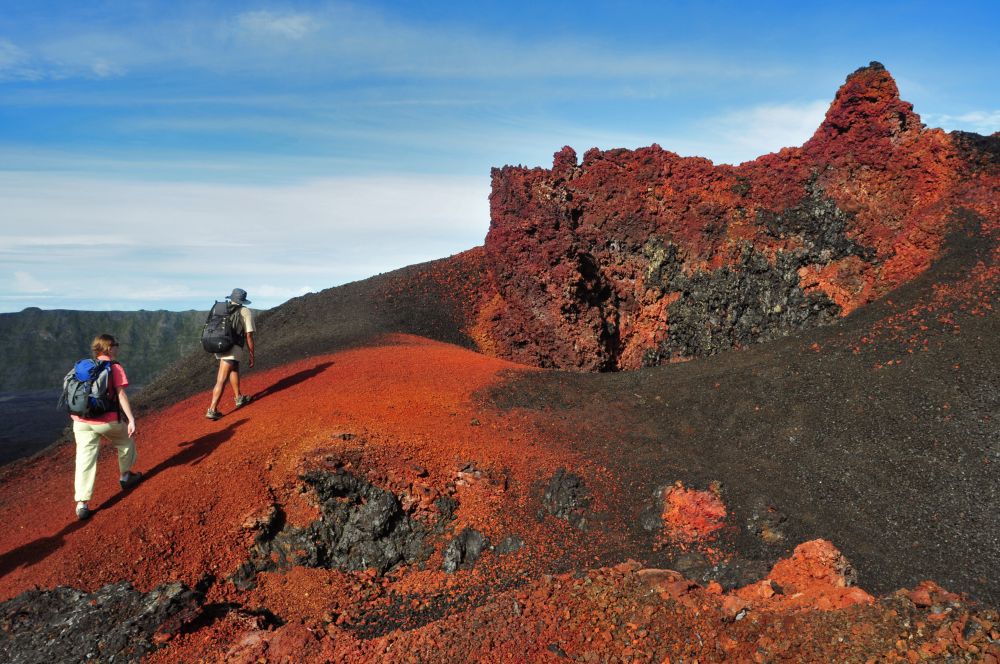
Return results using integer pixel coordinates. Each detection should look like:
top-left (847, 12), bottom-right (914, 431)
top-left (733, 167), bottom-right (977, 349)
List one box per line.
top-left (76, 504), bottom-right (91, 520)
top-left (205, 408), bottom-right (222, 420)
top-left (119, 471), bottom-right (143, 491)
top-left (234, 394), bottom-right (252, 409)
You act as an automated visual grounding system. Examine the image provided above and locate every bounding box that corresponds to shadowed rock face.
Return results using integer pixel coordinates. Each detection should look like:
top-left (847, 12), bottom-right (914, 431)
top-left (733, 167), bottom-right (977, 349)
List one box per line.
top-left (480, 62), bottom-right (993, 371)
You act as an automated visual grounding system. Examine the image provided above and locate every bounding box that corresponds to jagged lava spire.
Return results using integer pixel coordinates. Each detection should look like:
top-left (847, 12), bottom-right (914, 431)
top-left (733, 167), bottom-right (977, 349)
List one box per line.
top-left (805, 61), bottom-right (924, 161)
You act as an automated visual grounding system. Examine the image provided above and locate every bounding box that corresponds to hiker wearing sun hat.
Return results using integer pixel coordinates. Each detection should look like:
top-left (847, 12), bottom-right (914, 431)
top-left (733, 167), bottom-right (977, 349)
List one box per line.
top-left (205, 288), bottom-right (256, 420)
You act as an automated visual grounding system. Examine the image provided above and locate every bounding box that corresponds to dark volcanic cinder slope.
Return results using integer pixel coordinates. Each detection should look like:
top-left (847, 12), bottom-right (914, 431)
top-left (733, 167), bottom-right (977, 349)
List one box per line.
top-left (488, 213), bottom-right (1000, 605)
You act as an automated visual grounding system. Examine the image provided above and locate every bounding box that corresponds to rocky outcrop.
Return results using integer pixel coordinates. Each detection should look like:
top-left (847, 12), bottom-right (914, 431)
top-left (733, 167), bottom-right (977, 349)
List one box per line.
top-left (232, 470), bottom-right (436, 589)
top-left (0, 581), bottom-right (202, 663)
top-left (479, 62), bottom-right (996, 370)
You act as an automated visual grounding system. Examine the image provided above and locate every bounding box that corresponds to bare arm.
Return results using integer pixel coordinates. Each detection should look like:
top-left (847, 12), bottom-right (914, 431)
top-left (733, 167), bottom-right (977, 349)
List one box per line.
top-left (246, 331), bottom-right (255, 368)
top-left (117, 387), bottom-right (136, 436)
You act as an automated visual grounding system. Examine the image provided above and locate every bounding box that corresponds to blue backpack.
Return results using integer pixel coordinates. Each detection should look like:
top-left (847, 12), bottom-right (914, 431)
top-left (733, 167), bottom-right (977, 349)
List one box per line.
top-left (57, 359), bottom-right (119, 419)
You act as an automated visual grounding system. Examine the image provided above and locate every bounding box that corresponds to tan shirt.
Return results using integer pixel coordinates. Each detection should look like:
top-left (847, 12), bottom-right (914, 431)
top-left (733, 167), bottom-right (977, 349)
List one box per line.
top-left (215, 305), bottom-right (255, 362)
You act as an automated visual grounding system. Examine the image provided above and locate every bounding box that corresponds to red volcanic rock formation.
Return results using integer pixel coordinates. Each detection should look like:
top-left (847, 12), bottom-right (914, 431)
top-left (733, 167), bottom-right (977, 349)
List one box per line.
top-left (478, 62), bottom-right (985, 370)
top-left (740, 539), bottom-right (875, 611)
top-left (655, 481), bottom-right (726, 551)
top-left (158, 546), bottom-right (995, 663)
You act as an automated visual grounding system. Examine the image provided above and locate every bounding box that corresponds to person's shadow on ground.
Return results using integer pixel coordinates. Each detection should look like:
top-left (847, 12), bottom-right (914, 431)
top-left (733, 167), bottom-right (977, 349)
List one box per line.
top-left (251, 361), bottom-right (334, 403)
top-left (0, 419), bottom-right (247, 580)
top-left (144, 418), bottom-right (247, 475)
top-left (0, 519), bottom-right (89, 582)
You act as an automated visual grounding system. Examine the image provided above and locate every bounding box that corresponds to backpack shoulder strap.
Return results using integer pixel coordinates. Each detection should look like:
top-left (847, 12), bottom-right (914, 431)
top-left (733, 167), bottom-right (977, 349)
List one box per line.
top-left (229, 304), bottom-right (245, 333)
top-left (98, 360), bottom-right (116, 389)
top-left (103, 360), bottom-right (123, 421)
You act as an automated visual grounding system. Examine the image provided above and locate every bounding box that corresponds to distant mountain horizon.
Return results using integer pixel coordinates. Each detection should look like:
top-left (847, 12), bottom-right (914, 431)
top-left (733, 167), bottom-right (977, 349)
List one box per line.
top-left (0, 307), bottom-right (208, 392)
top-left (2, 303), bottom-right (274, 315)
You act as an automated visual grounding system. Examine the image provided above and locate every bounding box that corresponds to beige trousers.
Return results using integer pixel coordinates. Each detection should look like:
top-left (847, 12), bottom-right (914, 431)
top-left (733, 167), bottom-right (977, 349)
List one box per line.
top-left (73, 420), bottom-right (136, 502)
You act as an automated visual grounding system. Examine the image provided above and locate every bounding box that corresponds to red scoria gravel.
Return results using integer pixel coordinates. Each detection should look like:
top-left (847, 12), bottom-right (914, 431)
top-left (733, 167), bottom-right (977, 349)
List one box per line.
top-left (1, 334), bottom-right (997, 662)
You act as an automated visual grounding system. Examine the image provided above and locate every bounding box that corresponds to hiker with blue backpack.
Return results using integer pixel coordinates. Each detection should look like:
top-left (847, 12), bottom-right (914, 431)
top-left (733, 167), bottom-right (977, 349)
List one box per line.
top-left (203, 288), bottom-right (256, 421)
top-left (58, 334), bottom-right (142, 520)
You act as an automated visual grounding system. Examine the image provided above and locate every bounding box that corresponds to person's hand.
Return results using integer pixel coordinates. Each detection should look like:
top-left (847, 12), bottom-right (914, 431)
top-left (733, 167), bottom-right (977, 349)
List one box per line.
top-left (249, 353), bottom-right (256, 368)
top-left (127, 419), bottom-right (136, 436)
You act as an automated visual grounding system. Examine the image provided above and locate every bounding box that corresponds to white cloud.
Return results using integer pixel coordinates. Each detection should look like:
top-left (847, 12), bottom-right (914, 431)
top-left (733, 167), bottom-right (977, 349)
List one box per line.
top-left (251, 284), bottom-right (316, 300)
top-left (484, 98), bottom-right (835, 170)
top-left (704, 100), bottom-right (829, 164)
top-left (0, 4), bottom-right (780, 87)
top-left (235, 11), bottom-right (321, 40)
top-left (0, 32), bottom-right (136, 81)
top-left (12, 271), bottom-right (49, 293)
top-left (91, 58), bottom-right (124, 78)
top-left (0, 38), bottom-right (25, 68)
top-left (519, 100), bottom-right (831, 167)
top-left (925, 110), bottom-right (1000, 135)
top-left (0, 235), bottom-right (132, 249)
top-left (0, 172), bottom-right (490, 312)
top-left (0, 38), bottom-right (39, 81)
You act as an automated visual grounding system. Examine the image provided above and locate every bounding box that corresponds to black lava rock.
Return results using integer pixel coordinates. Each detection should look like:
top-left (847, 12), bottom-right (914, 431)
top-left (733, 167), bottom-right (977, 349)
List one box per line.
top-left (233, 469), bottom-right (431, 589)
top-left (541, 468), bottom-right (591, 530)
top-left (0, 581), bottom-right (203, 664)
top-left (442, 527), bottom-right (490, 573)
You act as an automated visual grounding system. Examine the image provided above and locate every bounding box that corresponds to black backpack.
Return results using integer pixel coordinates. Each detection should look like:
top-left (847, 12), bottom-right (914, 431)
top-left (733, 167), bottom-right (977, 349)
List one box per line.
top-left (57, 359), bottom-right (119, 418)
top-left (201, 301), bottom-right (245, 353)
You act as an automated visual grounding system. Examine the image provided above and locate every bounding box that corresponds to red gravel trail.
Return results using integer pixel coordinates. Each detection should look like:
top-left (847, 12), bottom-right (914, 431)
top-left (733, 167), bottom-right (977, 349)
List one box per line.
top-left (1, 333), bottom-right (996, 662)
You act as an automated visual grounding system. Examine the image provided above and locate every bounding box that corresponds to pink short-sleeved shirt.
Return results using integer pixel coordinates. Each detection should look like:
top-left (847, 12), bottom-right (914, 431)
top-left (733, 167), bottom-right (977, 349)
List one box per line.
top-left (70, 356), bottom-right (129, 424)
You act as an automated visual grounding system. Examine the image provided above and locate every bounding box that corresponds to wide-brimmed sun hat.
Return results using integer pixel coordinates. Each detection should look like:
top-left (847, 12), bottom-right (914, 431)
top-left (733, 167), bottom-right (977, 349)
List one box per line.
top-left (227, 288), bottom-right (251, 305)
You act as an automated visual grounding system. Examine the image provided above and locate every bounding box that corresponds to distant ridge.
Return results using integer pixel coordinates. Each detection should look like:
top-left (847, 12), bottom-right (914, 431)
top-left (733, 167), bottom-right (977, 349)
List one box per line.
top-left (0, 307), bottom-right (205, 391)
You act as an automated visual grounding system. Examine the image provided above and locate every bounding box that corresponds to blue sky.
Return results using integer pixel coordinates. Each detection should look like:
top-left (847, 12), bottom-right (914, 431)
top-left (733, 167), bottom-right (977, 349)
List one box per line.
top-left (1, 0), bottom-right (997, 312)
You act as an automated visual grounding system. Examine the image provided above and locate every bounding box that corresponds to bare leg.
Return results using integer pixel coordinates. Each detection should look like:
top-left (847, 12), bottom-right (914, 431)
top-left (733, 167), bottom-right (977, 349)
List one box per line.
top-left (209, 360), bottom-right (233, 411)
top-left (229, 365), bottom-right (242, 401)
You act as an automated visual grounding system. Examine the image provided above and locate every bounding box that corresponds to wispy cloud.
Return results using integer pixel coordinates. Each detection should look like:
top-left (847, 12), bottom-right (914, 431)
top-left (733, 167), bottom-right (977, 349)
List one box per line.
top-left (0, 171), bottom-right (490, 312)
top-left (0, 32), bottom-right (133, 81)
top-left (12, 271), bottom-right (49, 293)
top-left (235, 11), bottom-right (321, 41)
top-left (924, 110), bottom-right (1000, 135)
top-left (91, 58), bottom-right (123, 78)
top-left (0, 38), bottom-right (39, 81)
top-left (252, 284), bottom-right (317, 300)
top-left (700, 100), bottom-right (829, 164)
top-left (0, 3), bottom-right (777, 86)
top-left (518, 100), bottom-right (832, 167)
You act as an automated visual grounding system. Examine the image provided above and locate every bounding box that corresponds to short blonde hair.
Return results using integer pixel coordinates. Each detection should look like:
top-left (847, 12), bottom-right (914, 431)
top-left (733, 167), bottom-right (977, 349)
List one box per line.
top-left (91, 334), bottom-right (118, 359)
